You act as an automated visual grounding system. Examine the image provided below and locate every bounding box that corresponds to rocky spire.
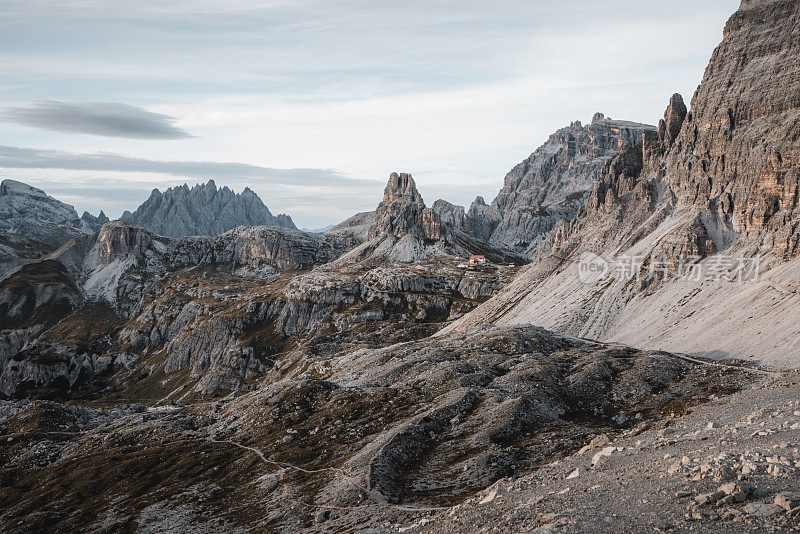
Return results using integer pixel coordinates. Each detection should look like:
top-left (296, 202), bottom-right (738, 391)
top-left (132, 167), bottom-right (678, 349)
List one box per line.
top-left (370, 172), bottom-right (442, 240)
top-left (658, 93), bottom-right (687, 149)
top-left (382, 172), bottom-right (424, 204)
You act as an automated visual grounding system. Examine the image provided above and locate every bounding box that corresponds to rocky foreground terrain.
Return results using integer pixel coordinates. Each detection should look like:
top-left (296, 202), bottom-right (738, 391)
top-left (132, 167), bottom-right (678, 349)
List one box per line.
top-left (1, 0), bottom-right (800, 532)
top-left (420, 369), bottom-right (800, 533)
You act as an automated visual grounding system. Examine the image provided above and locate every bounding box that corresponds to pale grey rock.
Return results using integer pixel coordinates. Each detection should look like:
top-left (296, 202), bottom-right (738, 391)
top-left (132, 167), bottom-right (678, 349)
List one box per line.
top-left (369, 173), bottom-right (442, 241)
top-left (465, 196), bottom-right (502, 241)
top-left (483, 118), bottom-right (655, 255)
top-left (325, 211), bottom-right (376, 242)
top-left (0, 179), bottom-right (106, 249)
top-left (658, 93), bottom-right (688, 150)
top-left (774, 492), bottom-right (800, 511)
top-left (743, 502), bottom-right (782, 517)
top-left (0, 179), bottom-right (81, 228)
top-left (428, 118), bottom-right (656, 257)
top-left (121, 180), bottom-right (295, 238)
top-left (339, 173), bottom-right (528, 265)
top-left (431, 199), bottom-right (466, 232)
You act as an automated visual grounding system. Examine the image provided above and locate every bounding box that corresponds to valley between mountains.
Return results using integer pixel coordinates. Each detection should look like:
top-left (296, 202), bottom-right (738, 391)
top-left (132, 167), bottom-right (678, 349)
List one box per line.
top-left (1, 0), bottom-right (800, 532)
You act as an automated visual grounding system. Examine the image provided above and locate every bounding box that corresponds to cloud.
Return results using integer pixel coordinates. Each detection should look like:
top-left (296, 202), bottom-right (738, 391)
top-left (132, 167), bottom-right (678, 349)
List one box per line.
top-left (1, 101), bottom-right (192, 139)
top-left (0, 144), bottom-right (378, 188)
top-left (0, 145), bottom-right (387, 227)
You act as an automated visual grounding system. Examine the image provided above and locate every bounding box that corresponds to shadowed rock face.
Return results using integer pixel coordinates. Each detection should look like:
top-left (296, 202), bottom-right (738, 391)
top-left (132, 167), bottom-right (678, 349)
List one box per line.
top-left (659, 93), bottom-right (688, 150)
top-left (121, 180), bottom-right (296, 238)
top-left (0, 180), bottom-right (79, 226)
top-left (0, 180), bottom-right (106, 255)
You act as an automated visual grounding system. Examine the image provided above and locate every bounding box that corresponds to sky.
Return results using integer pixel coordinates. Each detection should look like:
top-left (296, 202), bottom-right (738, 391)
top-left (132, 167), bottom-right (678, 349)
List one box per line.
top-left (0, 0), bottom-right (741, 229)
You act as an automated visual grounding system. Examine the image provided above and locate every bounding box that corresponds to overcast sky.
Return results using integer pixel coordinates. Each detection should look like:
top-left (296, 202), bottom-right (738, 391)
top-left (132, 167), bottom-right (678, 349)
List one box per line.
top-left (0, 0), bottom-right (740, 228)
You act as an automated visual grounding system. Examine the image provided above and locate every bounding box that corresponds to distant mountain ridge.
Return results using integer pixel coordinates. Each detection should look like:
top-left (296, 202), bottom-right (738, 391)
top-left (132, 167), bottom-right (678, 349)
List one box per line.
top-left (431, 115), bottom-right (656, 257)
top-left (0, 179), bottom-right (108, 244)
top-left (121, 180), bottom-right (295, 238)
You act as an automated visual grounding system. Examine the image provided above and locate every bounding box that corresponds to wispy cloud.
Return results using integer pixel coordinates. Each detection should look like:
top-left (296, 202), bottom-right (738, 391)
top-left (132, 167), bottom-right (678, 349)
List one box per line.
top-left (0, 145), bottom-right (386, 226)
top-left (1, 101), bottom-right (192, 139)
top-left (0, 0), bottom-right (740, 226)
top-left (0, 144), bottom-right (375, 187)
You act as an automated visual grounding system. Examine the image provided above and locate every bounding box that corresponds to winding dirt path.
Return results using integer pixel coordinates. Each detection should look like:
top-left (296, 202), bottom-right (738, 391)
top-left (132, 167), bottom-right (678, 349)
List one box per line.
top-left (210, 438), bottom-right (450, 512)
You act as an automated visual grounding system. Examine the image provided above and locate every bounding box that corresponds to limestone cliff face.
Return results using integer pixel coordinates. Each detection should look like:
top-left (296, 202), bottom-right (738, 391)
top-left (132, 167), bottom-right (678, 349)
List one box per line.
top-left (566, 0), bottom-right (800, 260)
top-left (664, 0), bottom-right (800, 258)
top-left (121, 180), bottom-right (296, 238)
top-left (447, 0), bottom-right (800, 370)
top-left (95, 220), bottom-right (154, 265)
top-left (431, 199), bottom-right (466, 232)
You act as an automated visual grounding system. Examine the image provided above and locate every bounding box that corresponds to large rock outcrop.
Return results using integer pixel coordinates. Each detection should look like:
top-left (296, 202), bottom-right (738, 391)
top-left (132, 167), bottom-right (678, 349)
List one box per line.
top-left (446, 0), bottom-right (800, 369)
top-left (665, 0), bottom-right (800, 258)
top-left (338, 173), bottom-right (529, 265)
top-left (369, 173), bottom-right (443, 241)
top-left (0, 179), bottom-right (107, 246)
top-left (121, 180), bottom-right (296, 238)
top-left (431, 117), bottom-right (657, 256)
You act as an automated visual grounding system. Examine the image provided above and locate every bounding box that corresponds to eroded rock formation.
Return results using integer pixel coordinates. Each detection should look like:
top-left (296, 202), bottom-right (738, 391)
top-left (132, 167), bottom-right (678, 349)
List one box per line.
top-left (121, 180), bottom-right (296, 237)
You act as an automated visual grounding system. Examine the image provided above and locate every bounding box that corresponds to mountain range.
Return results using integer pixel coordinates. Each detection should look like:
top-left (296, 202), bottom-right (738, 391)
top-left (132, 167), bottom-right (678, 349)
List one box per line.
top-left (0, 1), bottom-right (799, 532)
top-left (120, 180), bottom-right (295, 237)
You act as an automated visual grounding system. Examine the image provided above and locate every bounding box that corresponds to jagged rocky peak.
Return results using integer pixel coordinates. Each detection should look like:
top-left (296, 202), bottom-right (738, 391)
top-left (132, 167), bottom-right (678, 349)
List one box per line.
top-left (431, 199), bottom-right (467, 231)
top-left (80, 210), bottom-right (109, 229)
top-left (456, 115), bottom-right (657, 255)
top-left (382, 172), bottom-right (423, 204)
top-left (495, 115), bottom-right (656, 213)
top-left (370, 172), bottom-right (443, 240)
top-left (658, 93), bottom-right (688, 149)
top-left (1, 179), bottom-right (80, 225)
top-left (428, 112), bottom-right (657, 258)
top-left (121, 179), bottom-right (296, 238)
top-left (95, 220), bottom-right (154, 265)
top-left (0, 179), bottom-right (107, 245)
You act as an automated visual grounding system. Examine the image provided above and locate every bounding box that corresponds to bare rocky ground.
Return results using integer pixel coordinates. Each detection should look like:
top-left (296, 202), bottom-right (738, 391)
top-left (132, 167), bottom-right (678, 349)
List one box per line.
top-left (1, 2), bottom-right (799, 530)
top-left (413, 371), bottom-right (800, 534)
top-left (0, 325), bottom-right (769, 533)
